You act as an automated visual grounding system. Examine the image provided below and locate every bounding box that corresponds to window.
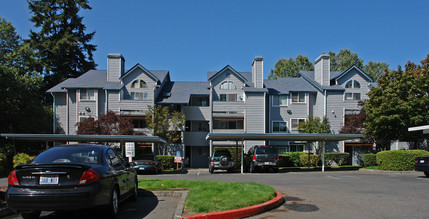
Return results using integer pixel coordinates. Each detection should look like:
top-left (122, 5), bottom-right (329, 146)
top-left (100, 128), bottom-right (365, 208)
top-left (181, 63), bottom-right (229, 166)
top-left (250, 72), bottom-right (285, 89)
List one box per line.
top-left (273, 95), bottom-right (287, 106)
top-left (291, 119), bottom-right (306, 130)
top-left (345, 93), bottom-right (361, 100)
top-left (131, 80), bottom-right (147, 88)
top-left (130, 92), bottom-right (148, 101)
top-left (185, 121), bottom-right (209, 132)
top-left (80, 89), bottom-right (95, 101)
top-left (190, 96), bottom-right (209, 106)
top-left (291, 93), bottom-right (305, 103)
top-left (219, 94), bottom-right (237, 101)
top-left (345, 80), bottom-right (361, 89)
top-left (273, 121), bottom-right (287, 132)
top-left (213, 120), bottom-right (244, 129)
top-left (132, 119), bottom-right (147, 129)
top-left (220, 81), bottom-right (236, 90)
top-left (290, 144), bottom-right (304, 152)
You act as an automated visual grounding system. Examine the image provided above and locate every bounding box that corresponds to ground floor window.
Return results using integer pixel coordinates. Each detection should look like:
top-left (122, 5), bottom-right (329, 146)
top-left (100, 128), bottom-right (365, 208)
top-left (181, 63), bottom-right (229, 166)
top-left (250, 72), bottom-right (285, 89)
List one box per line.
top-left (213, 119), bottom-right (244, 129)
top-left (276, 144), bottom-right (305, 154)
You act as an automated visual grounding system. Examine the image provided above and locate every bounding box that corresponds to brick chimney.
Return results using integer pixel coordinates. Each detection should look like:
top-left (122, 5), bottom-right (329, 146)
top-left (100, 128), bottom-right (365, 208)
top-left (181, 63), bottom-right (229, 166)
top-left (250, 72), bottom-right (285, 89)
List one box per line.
top-left (252, 56), bottom-right (263, 88)
top-left (314, 54), bottom-right (330, 86)
top-left (107, 53), bottom-right (125, 82)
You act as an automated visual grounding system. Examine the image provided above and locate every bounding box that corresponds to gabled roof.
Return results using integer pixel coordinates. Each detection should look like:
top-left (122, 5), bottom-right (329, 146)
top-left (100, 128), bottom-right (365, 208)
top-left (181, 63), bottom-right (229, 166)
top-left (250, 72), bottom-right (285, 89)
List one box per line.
top-left (156, 81), bottom-right (210, 104)
top-left (120, 63), bottom-right (169, 83)
top-left (47, 70), bottom-right (121, 93)
top-left (264, 77), bottom-right (317, 95)
top-left (207, 65), bottom-right (248, 83)
top-left (333, 65), bottom-right (373, 82)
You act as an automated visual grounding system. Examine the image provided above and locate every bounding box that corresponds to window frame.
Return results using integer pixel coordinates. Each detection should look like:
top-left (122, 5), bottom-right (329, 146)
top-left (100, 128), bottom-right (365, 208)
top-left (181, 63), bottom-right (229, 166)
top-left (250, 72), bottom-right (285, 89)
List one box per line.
top-left (272, 121), bottom-right (288, 133)
top-left (291, 118), bottom-right (306, 131)
top-left (219, 93), bottom-right (238, 102)
top-left (220, 81), bottom-right (237, 90)
top-left (345, 92), bottom-right (361, 101)
top-left (273, 95), bottom-right (288, 107)
top-left (130, 92), bottom-right (149, 101)
top-left (131, 80), bottom-right (148, 88)
top-left (79, 89), bottom-right (95, 101)
top-left (291, 93), bottom-right (305, 103)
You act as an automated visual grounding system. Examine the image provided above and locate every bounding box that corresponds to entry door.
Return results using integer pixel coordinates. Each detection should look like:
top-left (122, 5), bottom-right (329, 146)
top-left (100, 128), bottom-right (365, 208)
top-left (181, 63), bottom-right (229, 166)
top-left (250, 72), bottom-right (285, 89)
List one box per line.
top-left (191, 146), bottom-right (209, 168)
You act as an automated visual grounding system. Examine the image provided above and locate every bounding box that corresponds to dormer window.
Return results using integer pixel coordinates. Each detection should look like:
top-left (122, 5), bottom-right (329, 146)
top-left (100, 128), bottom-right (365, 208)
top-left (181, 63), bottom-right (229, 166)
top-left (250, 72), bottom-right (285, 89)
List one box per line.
top-left (220, 81), bottom-right (236, 90)
top-left (131, 80), bottom-right (147, 88)
top-left (345, 80), bottom-right (360, 89)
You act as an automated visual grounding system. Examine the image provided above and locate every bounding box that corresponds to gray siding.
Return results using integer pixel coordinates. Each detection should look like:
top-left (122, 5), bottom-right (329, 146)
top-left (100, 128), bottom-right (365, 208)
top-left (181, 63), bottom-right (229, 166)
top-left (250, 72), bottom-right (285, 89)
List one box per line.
top-left (326, 90), bottom-right (344, 133)
top-left (107, 91), bottom-right (121, 113)
top-left (184, 132), bottom-right (209, 146)
top-left (252, 59), bottom-right (263, 88)
top-left (211, 69), bottom-right (246, 102)
top-left (68, 90), bottom-right (77, 134)
top-left (244, 92), bottom-right (265, 151)
top-left (182, 106), bottom-right (210, 120)
top-left (121, 68), bottom-right (157, 102)
top-left (107, 57), bottom-right (123, 82)
top-left (98, 90), bottom-right (106, 116)
top-left (77, 89), bottom-right (98, 119)
top-left (54, 93), bottom-right (67, 134)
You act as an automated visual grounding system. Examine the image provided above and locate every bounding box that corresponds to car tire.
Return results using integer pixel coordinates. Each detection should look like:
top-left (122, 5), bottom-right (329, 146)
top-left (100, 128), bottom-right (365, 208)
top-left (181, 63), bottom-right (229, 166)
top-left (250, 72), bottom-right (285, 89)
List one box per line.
top-left (424, 171), bottom-right (429, 177)
top-left (209, 166), bottom-right (214, 174)
top-left (106, 188), bottom-right (120, 218)
top-left (130, 180), bottom-right (138, 201)
top-left (21, 211), bottom-right (41, 219)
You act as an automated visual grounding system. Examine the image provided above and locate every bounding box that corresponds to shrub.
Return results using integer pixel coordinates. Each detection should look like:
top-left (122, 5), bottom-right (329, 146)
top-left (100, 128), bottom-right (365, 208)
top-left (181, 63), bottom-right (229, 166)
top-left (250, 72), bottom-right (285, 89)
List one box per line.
top-left (300, 154), bottom-right (320, 167)
top-left (278, 155), bottom-right (293, 167)
top-left (157, 155), bottom-right (175, 169)
top-left (362, 154), bottom-right (377, 166)
top-left (13, 153), bottom-right (35, 168)
top-left (376, 150), bottom-right (429, 171)
top-left (282, 152), bottom-right (305, 167)
top-left (324, 152), bottom-right (349, 166)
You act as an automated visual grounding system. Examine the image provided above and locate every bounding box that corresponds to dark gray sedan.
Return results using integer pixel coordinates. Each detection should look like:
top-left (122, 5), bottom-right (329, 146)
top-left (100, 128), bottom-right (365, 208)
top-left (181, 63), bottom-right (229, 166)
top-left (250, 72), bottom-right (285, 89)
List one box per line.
top-left (7, 144), bottom-right (138, 219)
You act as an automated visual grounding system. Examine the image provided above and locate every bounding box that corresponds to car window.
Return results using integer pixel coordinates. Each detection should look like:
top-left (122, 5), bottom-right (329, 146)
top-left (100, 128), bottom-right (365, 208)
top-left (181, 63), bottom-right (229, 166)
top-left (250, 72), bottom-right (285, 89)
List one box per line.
top-left (107, 149), bottom-right (123, 168)
top-left (32, 147), bottom-right (101, 164)
top-left (255, 147), bottom-right (276, 154)
top-left (214, 150), bottom-right (230, 157)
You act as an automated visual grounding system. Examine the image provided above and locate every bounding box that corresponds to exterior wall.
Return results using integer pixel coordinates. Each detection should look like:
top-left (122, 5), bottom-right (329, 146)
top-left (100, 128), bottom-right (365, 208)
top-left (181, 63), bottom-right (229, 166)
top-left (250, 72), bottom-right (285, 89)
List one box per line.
top-left (184, 132), bottom-right (209, 146)
top-left (107, 56), bottom-right (124, 82)
top-left (190, 146), bottom-right (209, 168)
top-left (326, 90), bottom-right (345, 134)
top-left (211, 69), bottom-right (246, 102)
top-left (67, 90), bottom-right (77, 134)
top-left (252, 58), bottom-right (263, 88)
top-left (54, 93), bottom-right (67, 134)
top-left (314, 55), bottom-right (330, 86)
top-left (106, 91), bottom-right (121, 113)
top-left (244, 92), bottom-right (266, 151)
top-left (182, 106), bottom-right (210, 120)
top-left (121, 68), bottom-right (157, 101)
top-left (77, 89), bottom-right (98, 119)
top-left (98, 90), bottom-right (106, 116)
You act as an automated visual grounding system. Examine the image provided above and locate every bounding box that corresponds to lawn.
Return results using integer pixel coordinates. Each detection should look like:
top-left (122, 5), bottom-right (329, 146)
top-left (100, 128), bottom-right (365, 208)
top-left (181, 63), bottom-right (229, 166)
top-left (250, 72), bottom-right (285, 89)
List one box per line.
top-left (138, 178), bottom-right (276, 214)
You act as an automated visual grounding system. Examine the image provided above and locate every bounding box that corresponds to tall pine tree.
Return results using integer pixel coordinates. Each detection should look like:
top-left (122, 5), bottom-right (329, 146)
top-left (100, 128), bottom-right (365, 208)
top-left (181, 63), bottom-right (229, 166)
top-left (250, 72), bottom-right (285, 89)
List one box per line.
top-left (27, 0), bottom-right (97, 100)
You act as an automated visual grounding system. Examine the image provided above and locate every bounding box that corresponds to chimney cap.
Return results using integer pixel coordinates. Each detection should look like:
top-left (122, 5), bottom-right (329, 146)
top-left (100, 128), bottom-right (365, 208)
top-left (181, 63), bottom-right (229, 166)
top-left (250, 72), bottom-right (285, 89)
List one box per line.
top-left (254, 56), bottom-right (263, 61)
top-left (315, 53), bottom-right (330, 63)
top-left (107, 53), bottom-right (125, 60)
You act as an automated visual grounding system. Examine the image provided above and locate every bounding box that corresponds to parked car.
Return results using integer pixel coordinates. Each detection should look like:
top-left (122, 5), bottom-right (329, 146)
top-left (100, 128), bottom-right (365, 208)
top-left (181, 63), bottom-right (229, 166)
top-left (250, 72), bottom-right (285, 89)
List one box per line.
top-left (130, 154), bottom-right (162, 174)
top-left (245, 145), bottom-right (279, 173)
top-left (7, 144), bottom-right (138, 219)
top-left (415, 156), bottom-right (429, 177)
top-left (209, 149), bottom-right (234, 173)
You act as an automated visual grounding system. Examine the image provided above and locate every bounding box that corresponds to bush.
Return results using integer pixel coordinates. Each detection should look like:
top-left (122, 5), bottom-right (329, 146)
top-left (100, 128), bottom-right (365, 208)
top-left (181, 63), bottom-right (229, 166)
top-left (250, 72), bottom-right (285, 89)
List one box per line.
top-left (13, 153), bottom-right (35, 168)
top-left (157, 155), bottom-right (175, 169)
top-left (324, 152), bottom-right (349, 166)
top-left (362, 154), bottom-right (377, 166)
top-left (282, 152), bottom-right (305, 167)
top-left (278, 155), bottom-right (293, 167)
top-left (300, 154), bottom-right (320, 167)
top-left (376, 150), bottom-right (429, 171)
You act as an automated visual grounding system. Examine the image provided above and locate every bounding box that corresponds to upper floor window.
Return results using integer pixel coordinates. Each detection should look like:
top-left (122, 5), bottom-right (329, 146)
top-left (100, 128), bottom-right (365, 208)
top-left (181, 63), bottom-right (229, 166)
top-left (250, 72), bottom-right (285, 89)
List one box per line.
top-left (213, 119), bottom-right (244, 130)
top-left (273, 121), bottom-right (288, 132)
top-left (190, 96), bottom-right (209, 106)
top-left (291, 93), bottom-right (305, 103)
top-left (345, 80), bottom-right (361, 89)
top-left (80, 89), bottom-right (95, 101)
top-left (130, 92), bottom-right (149, 101)
top-left (185, 121), bottom-right (209, 132)
top-left (291, 118), bottom-right (306, 131)
top-left (220, 94), bottom-right (237, 102)
top-left (131, 80), bottom-right (147, 88)
top-left (345, 93), bottom-right (361, 100)
top-left (273, 95), bottom-right (287, 106)
top-left (220, 81), bottom-right (237, 90)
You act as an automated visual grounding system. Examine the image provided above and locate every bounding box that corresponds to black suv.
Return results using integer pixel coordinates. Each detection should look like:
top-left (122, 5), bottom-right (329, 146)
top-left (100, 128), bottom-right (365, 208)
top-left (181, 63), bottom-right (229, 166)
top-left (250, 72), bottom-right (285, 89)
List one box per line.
top-left (209, 149), bottom-right (234, 173)
top-left (245, 145), bottom-right (279, 173)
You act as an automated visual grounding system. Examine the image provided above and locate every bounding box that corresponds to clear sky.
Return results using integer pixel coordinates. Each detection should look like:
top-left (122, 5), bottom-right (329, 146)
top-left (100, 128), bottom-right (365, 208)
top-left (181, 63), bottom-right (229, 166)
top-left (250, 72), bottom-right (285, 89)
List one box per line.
top-left (1, 0), bottom-right (429, 82)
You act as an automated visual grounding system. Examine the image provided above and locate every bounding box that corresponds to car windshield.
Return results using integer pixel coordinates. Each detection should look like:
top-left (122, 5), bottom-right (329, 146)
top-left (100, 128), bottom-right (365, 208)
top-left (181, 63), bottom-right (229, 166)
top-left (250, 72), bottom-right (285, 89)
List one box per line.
top-left (255, 147), bottom-right (276, 154)
top-left (214, 150), bottom-right (230, 157)
top-left (32, 147), bottom-right (101, 164)
top-left (134, 154), bottom-right (154, 160)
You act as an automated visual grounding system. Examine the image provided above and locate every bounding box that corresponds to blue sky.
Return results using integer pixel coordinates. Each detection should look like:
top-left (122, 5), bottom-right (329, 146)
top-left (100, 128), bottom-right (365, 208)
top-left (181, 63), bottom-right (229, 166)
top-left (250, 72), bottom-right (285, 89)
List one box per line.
top-left (1, 0), bottom-right (429, 82)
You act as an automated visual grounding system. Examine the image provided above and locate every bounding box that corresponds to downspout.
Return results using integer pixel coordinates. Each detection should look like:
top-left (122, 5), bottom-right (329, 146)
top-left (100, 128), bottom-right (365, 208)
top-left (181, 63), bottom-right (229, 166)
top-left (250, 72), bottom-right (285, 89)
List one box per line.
top-left (51, 93), bottom-right (56, 134)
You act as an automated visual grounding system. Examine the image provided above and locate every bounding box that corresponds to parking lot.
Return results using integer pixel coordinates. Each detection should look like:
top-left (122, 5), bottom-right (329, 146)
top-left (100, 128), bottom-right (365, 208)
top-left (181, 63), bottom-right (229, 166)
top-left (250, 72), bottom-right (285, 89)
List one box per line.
top-left (2, 169), bottom-right (429, 219)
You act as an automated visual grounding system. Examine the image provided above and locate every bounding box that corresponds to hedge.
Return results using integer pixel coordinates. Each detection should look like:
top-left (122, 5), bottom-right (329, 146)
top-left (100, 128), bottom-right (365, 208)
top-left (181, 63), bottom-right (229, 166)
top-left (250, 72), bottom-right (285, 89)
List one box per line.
top-left (300, 154), bottom-right (320, 167)
top-left (362, 154), bottom-right (377, 166)
top-left (324, 152), bottom-right (349, 166)
top-left (13, 153), bottom-right (35, 168)
top-left (377, 150), bottom-right (429, 171)
top-left (156, 155), bottom-right (175, 169)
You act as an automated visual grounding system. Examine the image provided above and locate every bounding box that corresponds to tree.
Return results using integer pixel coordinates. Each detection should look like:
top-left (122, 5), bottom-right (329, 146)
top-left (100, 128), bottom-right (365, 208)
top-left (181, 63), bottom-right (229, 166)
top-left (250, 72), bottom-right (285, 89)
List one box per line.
top-left (145, 105), bottom-right (185, 155)
top-left (27, 0), bottom-right (97, 100)
top-left (364, 61), bottom-right (389, 81)
top-left (364, 54), bottom-right (429, 150)
top-left (298, 116), bottom-right (331, 134)
top-left (269, 55), bottom-right (314, 79)
top-left (329, 49), bottom-right (364, 72)
top-left (76, 110), bottom-right (136, 135)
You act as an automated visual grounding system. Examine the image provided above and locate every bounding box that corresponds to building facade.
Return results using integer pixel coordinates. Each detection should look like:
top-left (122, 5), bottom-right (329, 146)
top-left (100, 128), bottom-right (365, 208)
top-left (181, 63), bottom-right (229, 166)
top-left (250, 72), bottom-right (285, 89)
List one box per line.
top-left (48, 53), bottom-right (375, 167)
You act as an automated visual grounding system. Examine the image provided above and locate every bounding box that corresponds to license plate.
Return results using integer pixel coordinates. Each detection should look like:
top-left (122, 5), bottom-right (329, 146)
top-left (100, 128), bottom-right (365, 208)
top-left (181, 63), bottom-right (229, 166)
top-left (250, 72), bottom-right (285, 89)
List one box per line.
top-left (40, 176), bottom-right (59, 185)
top-left (139, 167), bottom-right (145, 170)
top-left (265, 162), bottom-right (271, 165)
top-left (420, 160), bottom-right (425, 163)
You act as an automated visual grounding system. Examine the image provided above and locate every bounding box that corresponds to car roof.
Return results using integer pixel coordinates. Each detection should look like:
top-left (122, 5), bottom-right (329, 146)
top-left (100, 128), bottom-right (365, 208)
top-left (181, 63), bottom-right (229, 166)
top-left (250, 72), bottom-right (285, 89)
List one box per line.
top-left (54, 144), bottom-right (110, 151)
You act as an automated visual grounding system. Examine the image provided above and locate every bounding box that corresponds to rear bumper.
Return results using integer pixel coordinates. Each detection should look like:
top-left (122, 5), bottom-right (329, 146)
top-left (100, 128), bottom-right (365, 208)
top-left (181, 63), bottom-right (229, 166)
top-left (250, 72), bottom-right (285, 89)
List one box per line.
top-left (133, 165), bottom-right (156, 173)
top-left (252, 161), bottom-right (279, 168)
top-left (7, 184), bottom-right (102, 211)
top-left (210, 161), bottom-right (234, 169)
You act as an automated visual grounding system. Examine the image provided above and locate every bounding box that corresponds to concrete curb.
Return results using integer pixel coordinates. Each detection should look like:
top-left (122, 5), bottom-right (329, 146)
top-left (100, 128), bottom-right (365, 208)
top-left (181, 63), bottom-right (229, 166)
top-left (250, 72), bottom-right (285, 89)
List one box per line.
top-left (181, 191), bottom-right (284, 219)
top-left (149, 190), bottom-right (188, 219)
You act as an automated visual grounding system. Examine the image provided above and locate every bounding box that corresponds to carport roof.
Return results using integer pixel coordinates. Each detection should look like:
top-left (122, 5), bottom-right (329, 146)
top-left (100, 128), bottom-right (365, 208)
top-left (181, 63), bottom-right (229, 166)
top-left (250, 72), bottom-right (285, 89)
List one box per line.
top-left (0, 133), bottom-right (166, 143)
top-left (206, 133), bottom-right (363, 141)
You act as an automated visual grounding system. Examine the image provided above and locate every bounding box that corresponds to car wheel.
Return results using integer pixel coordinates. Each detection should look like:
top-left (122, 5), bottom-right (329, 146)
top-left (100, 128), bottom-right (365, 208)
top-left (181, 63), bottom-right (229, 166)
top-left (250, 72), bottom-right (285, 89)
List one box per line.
top-left (250, 163), bottom-right (255, 173)
top-left (209, 166), bottom-right (214, 174)
top-left (424, 171), bottom-right (429, 177)
top-left (21, 211), bottom-right (41, 219)
top-left (107, 188), bottom-right (120, 218)
top-left (130, 181), bottom-right (138, 201)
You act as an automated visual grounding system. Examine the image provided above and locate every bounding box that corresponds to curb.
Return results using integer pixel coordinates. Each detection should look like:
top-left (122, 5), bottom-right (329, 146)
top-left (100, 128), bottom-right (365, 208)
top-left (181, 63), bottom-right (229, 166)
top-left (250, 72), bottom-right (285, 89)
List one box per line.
top-left (181, 191), bottom-right (284, 219)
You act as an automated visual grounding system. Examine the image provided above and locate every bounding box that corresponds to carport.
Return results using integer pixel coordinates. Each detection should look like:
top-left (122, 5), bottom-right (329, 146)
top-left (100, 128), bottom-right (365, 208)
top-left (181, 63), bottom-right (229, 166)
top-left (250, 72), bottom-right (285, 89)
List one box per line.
top-left (206, 133), bottom-right (363, 173)
top-left (0, 133), bottom-right (166, 159)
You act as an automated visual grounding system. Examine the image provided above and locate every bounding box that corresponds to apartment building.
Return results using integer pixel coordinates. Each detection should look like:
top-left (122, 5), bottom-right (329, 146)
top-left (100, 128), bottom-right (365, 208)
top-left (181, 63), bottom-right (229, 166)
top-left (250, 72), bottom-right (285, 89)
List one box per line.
top-left (48, 53), bottom-right (375, 167)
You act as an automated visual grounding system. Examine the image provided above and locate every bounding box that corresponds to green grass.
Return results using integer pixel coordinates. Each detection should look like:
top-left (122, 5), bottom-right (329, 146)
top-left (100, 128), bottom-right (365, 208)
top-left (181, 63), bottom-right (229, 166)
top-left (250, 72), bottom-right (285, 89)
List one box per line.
top-left (138, 178), bottom-right (276, 214)
top-left (361, 166), bottom-right (379, 169)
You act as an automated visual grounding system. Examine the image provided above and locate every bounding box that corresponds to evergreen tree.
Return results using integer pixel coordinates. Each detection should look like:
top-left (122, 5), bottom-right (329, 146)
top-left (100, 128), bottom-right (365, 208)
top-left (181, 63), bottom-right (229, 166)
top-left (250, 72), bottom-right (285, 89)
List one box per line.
top-left (269, 55), bottom-right (314, 79)
top-left (27, 0), bottom-right (97, 100)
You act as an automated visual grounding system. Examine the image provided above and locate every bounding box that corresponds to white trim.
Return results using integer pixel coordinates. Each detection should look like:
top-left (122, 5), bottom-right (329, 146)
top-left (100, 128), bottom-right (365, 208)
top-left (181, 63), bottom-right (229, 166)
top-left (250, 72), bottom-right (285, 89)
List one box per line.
top-left (291, 92), bottom-right (306, 104)
top-left (66, 91), bottom-right (69, 135)
top-left (95, 89), bottom-right (99, 119)
top-left (272, 94), bottom-right (288, 107)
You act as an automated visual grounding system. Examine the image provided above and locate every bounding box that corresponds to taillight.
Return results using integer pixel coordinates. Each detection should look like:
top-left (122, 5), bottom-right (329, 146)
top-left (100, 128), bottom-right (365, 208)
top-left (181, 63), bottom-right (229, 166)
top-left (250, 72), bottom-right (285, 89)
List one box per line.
top-left (277, 155), bottom-right (279, 160)
top-left (146, 162), bottom-right (153, 165)
top-left (252, 155), bottom-right (256, 161)
top-left (211, 158), bottom-right (214, 162)
top-left (79, 169), bottom-right (100, 185)
top-left (8, 170), bottom-right (20, 186)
